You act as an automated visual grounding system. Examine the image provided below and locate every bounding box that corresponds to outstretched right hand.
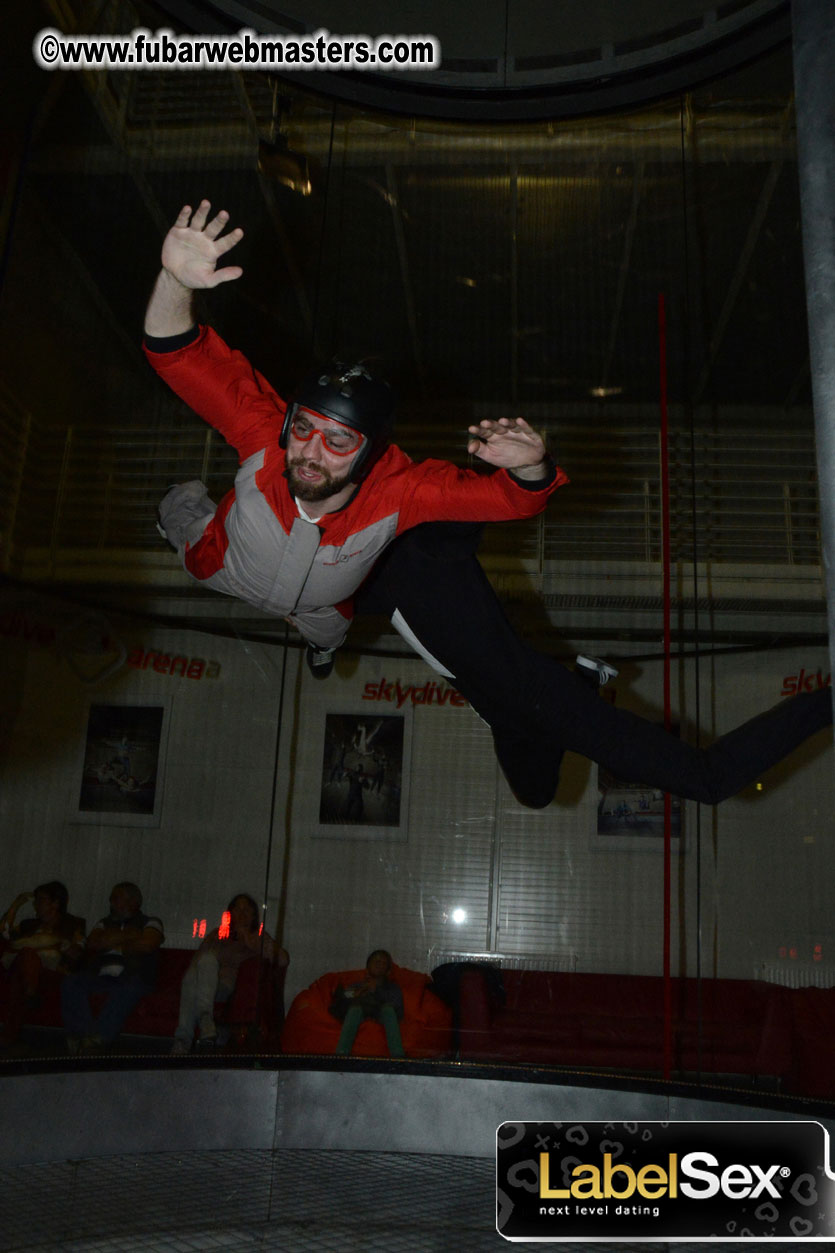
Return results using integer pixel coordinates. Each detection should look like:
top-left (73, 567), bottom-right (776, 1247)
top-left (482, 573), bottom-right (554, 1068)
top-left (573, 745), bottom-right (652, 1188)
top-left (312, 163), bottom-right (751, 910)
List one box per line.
top-left (161, 200), bottom-right (244, 290)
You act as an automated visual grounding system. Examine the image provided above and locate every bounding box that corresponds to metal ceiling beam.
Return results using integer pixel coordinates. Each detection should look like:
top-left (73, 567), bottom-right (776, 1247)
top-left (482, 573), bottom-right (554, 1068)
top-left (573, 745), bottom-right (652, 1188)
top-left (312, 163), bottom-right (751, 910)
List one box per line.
top-left (43, 1), bottom-right (173, 239)
top-left (385, 163), bottom-right (424, 387)
top-left (25, 188), bottom-right (139, 366)
top-left (231, 74), bottom-right (313, 338)
top-left (692, 100), bottom-right (794, 404)
top-left (45, 52), bottom-right (312, 348)
top-left (792, 0), bottom-right (835, 726)
top-left (600, 160), bottom-right (645, 392)
top-left (509, 167), bottom-right (519, 407)
top-left (784, 355), bottom-right (810, 407)
top-left (27, 110), bottom-right (798, 175)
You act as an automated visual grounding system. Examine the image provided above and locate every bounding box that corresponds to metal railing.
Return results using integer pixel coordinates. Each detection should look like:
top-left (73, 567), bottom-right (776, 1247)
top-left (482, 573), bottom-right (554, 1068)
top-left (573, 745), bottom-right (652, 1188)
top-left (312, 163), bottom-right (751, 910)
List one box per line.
top-left (0, 392), bottom-right (822, 580)
top-left (484, 424), bottom-right (821, 570)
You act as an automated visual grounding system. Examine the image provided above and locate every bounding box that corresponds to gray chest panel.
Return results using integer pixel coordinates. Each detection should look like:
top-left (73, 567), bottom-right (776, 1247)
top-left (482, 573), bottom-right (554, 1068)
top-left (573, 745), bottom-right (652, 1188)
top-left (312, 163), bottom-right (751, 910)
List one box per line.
top-left (200, 456), bottom-right (399, 640)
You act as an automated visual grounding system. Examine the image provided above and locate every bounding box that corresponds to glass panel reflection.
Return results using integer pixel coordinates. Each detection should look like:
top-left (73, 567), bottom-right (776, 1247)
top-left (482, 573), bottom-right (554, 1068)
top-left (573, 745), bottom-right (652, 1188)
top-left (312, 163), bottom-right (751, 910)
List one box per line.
top-left (1, 24), bottom-right (832, 1113)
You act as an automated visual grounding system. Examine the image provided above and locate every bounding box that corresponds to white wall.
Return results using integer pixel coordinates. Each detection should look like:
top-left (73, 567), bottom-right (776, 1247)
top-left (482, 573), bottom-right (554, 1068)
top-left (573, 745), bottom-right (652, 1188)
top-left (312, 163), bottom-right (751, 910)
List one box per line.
top-left (1, 585), bottom-right (832, 1009)
top-left (0, 588), bottom-right (283, 949)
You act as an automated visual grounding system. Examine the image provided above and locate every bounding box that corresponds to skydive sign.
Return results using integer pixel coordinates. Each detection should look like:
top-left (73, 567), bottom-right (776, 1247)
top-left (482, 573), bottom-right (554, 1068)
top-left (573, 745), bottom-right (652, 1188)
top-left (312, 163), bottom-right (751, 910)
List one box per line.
top-left (496, 1121), bottom-right (835, 1241)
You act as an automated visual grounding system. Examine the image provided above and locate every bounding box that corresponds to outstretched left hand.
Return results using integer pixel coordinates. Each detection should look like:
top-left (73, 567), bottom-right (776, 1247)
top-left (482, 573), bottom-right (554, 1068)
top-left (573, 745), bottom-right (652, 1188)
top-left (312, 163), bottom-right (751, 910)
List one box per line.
top-left (467, 417), bottom-right (547, 474)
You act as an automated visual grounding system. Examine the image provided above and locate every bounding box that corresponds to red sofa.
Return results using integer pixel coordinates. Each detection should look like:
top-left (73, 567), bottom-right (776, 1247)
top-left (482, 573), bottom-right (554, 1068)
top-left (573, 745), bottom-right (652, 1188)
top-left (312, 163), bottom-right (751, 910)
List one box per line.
top-left (281, 964), bottom-right (452, 1058)
top-left (783, 986), bottom-right (835, 1100)
top-left (457, 968), bottom-right (801, 1088)
top-left (0, 948), bottom-right (286, 1048)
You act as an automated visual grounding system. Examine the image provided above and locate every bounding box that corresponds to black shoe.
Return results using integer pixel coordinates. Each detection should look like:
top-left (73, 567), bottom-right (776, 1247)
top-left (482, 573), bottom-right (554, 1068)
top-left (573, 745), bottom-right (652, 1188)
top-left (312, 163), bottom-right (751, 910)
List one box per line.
top-left (491, 726), bottom-right (563, 809)
top-left (306, 644), bottom-right (336, 679)
top-left (575, 654), bottom-right (619, 689)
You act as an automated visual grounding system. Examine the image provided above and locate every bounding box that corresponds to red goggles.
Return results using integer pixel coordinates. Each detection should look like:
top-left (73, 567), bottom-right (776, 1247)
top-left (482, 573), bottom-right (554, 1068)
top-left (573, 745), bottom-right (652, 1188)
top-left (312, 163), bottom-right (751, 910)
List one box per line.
top-left (290, 409), bottom-right (363, 456)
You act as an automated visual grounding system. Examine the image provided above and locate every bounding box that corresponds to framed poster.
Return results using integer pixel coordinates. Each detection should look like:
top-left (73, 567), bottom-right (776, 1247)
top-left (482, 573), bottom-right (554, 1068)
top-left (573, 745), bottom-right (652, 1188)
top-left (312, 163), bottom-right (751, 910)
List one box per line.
top-left (73, 702), bottom-right (169, 827)
top-left (313, 709), bottom-right (411, 840)
top-left (593, 744), bottom-right (683, 850)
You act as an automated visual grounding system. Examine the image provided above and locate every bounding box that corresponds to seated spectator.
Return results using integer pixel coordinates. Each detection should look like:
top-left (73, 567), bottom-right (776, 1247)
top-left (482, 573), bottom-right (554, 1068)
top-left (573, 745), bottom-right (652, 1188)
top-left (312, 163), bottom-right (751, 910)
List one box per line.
top-left (171, 893), bottom-right (289, 1055)
top-left (0, 882), bottom-right (85, 1047)
top-left (61, 882), bottom-right (163, 1054)
top-left (329, 949), bottom-right (405, 1058)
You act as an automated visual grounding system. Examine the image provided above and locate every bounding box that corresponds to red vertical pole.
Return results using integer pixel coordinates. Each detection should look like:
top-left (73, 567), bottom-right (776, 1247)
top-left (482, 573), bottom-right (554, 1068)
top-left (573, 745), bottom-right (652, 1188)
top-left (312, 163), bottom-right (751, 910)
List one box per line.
top-left (658, 292), bottom-right (673, 1081)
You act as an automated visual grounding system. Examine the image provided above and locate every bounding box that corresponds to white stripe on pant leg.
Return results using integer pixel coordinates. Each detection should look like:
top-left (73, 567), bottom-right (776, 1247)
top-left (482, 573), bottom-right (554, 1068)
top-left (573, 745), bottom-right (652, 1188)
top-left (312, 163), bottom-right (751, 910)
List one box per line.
top-left (390, 608), bottom-right (455, 678)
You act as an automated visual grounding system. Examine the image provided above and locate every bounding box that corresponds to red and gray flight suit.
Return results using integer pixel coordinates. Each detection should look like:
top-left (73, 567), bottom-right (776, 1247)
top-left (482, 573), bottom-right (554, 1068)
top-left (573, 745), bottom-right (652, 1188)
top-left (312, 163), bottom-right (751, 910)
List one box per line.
top-left (144, 324), bottom-right (564, 649)
top-left (146, 326), bottom-right (832, 808)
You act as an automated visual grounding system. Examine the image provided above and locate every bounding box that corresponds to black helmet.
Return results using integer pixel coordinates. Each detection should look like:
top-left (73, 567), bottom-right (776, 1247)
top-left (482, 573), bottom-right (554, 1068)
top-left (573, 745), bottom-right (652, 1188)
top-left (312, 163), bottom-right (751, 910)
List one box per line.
top-left (280, 361), bottom-right (394, 482)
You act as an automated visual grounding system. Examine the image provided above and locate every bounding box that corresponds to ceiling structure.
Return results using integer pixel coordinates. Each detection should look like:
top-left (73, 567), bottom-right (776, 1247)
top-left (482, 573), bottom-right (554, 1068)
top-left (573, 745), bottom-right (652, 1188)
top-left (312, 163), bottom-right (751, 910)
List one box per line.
top-left (155, 0), bottom-right (791, 119)
top-left (0, 0), bottom-right (823, 658)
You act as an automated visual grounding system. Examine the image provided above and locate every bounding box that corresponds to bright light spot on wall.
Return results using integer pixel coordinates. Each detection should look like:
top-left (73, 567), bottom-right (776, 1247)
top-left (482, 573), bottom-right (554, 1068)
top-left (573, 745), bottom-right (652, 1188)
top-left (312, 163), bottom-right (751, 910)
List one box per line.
top-left (451, 908), bottom-right (468, 925)
top-left (756, 782), bottom-right (763, 791)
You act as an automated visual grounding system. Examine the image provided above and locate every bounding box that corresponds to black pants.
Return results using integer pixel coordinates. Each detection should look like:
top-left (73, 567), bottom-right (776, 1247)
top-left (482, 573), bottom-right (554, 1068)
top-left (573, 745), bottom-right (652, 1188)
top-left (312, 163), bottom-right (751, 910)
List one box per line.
top-left (355, 523), bottom-right (833, 806)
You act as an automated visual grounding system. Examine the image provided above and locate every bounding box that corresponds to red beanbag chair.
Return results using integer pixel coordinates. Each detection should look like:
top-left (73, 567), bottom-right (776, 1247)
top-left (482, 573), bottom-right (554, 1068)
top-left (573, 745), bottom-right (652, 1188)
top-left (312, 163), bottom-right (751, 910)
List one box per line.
top-left (281, 964), bottom-right (452, 1059)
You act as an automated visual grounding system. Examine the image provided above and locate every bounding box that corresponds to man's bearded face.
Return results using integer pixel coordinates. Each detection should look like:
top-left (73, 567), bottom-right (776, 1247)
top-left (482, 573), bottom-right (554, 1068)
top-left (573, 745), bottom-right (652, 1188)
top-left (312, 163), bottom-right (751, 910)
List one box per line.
top-left (285, 453), bottom-right (355, 501)
top-left (285, 408), bottom-right (364, 501)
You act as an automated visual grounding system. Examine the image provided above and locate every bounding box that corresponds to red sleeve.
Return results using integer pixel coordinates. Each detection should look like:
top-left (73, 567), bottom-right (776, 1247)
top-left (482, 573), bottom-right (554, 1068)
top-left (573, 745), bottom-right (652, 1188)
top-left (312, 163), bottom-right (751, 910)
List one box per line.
top-left (381, 455), bottom-right (568, 532)
top-left (143, 325), bottom-right (286, 463)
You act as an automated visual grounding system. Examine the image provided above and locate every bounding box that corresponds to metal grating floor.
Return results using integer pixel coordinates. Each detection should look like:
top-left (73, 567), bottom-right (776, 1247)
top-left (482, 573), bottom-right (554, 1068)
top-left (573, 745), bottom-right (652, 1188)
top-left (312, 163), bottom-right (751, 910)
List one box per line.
top-left (4, 1149), bottom-right (490, 1252)
top-left (0, 1146), bottom-right (768, 1252)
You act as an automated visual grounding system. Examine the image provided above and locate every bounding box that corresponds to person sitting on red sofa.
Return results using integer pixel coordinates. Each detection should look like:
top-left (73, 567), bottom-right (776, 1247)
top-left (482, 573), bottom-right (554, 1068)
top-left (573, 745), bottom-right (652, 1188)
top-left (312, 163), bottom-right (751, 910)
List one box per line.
top-left (61, 882), bottom-right (163, 1055)
top-left (329, 949), bottom-right (405, 1058)
top-left (171, 893), bottom-right (288, 1055)
top-left (0, 881), bottom-right (85, 1047)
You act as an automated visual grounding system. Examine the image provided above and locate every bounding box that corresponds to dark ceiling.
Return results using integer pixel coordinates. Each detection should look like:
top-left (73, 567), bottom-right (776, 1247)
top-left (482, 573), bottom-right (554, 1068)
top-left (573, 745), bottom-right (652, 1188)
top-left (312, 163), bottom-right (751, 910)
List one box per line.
top-left (154, 0), bottom-right (791, 119)
top-left (0, 0), bottom-right (820, 653)
top-left (4, 1), bottom-right (807, 413)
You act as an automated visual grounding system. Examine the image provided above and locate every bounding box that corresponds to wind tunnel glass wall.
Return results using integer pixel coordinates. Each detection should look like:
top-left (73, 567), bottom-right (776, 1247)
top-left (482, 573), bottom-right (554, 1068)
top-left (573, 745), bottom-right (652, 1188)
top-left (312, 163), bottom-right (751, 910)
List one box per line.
top-left (1, 26), bottom-right (832, 1102)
